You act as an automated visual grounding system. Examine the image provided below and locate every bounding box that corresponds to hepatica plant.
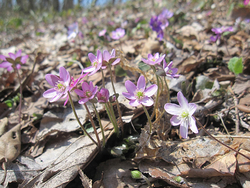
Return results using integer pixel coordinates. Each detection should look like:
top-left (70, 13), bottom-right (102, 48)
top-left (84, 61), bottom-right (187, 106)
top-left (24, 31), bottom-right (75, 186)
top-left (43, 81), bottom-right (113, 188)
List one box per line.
top-left (122, 75), bottom-right (158, 133)
top-left (164, 91), bottom-right (198, 139)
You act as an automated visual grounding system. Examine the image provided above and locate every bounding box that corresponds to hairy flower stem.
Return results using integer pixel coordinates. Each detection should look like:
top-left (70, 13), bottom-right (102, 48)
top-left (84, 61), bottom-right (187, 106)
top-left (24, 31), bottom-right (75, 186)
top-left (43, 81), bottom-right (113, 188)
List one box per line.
top-left (142, 105), bottom-right (153, 134)
top-left (105, 103), bottom-right (119, 135)
top-left (16, 69), bottom-right (22, 123)
top-left (108, 65), bottom-right (123, 133)
top-left (92, 103), bottom-right (106, 147)
top-left (164, 77), bottom-right (170, 103)
top-left (84, 103), bottom-right (101, 149)
top-left (196, 118), bottom-right (250, 161)
top-left (67, 91), bottom-right (98, 146)
top-left (101, 68), bottom-right (105, 88)
top-left (150, 66), bottom-right (160, 120)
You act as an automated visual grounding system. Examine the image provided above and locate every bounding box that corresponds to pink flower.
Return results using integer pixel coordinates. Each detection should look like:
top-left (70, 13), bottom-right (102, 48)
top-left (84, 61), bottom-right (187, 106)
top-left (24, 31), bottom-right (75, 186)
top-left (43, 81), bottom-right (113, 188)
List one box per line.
top-left (244, 0), bottom-right (249, 6)
top-left (69, 70), bottom-right (88, 91)
top-left (111, 28), bottom-right (125, 40)
top-left (0, 49), bottom-right (28, 72)
top-left (210, 26), bottom-right (233, 42)
top-left (102, 49), bottom-right (120, 69)
top-left (141, 53), bottom-right (165, 65)
top-left (122, 75), bottom-right (158, 107)
top-left (43, 67), bottom-right (71, 104)
top-left (99, 29), bottom-right (106, 37)
top-left (97, 88), bottom-right (109, 103)
top-left (67, 22), bottom-right (79, 40)
top-left (164, 91), bottom-right (198, 139)
top-left (75, 81), bottom-right (98, 104)
top-left (163, 60), bottom-right (179, 78)
top-left (83, 50), bottom-right (103, 76)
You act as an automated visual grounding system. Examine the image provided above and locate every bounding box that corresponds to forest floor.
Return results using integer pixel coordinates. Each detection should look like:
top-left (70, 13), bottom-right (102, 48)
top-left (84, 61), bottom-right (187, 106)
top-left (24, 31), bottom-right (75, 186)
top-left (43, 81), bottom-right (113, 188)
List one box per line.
top-left (0, 0), bottom-right (250, 187)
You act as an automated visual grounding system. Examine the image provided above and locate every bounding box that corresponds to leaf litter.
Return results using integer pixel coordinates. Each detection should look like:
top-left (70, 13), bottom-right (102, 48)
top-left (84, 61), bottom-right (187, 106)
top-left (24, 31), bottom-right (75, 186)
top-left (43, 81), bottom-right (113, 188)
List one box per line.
top-left (0, 0), bottom-right (250, 187)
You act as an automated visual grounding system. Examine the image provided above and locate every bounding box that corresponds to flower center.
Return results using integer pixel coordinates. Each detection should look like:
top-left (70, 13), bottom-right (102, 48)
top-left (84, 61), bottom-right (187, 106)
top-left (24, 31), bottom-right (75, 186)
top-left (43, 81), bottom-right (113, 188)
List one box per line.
top-left (136, 91), bottom-right (144, 100)
top-left (181, 111), bottom-right (189, 118)
top-left (85, 91), bottom-right (92, 98)
top-left (93, 61), bottom-right (98, 68)
top-left (55, 81), bottom-right (66, 92)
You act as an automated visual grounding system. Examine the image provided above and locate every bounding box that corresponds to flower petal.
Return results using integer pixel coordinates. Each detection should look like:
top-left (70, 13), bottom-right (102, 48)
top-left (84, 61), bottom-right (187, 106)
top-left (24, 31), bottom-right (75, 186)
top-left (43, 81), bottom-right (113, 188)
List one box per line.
top-left (0, 55), bottom-right (6, 61)
top-left (170, 115), bottom-right (181, 126)
top-left (125, 80), bottom-right (137, 95)
top-left (79, 97), bottom-right (89, 104)
top-left (45, 74), bottom-right (60, 87)
top-left (129, 99), bottom-right (140, 107)
top-left (59, 67), bottom-right (70, 84)
top-left (103, 50), bottom-right (110, 62)
top-left (50, 92), bottom-right (63, 102)
top-left (43, 88), bottom-right (57, 98)
top-left (188, 103), bottom-right (197, 115)
top-left (83, 66), bottom-right (95, 73)
top-left (122, 92), bottom-right (136, 100)
top-left (97, 50), bottom-right (103, 63)
top-left (137, 75), bottom-right (145, 91)
top-left (164, 103), bottom-right (181, 115)
top-left (81, 82), bottom-right (90, 93)
top-left (88, 53), bottom-right (96, 63)
top-left (144, 84), bottom-right (158, 97)
top-left (140, 97), bottom-right (154, 106)
top-left (177, 91), bottom-right (189, 109)
top-left (189, 116), bottom-right (198, 134)
top-left (180, 120), bottom-right (189, 138)
top-left (74, 89), bottom-right (85, 97)
top-left (111, 58), bottom-right (120, 66)
top-left (21, 55), bottom-right (28, 64)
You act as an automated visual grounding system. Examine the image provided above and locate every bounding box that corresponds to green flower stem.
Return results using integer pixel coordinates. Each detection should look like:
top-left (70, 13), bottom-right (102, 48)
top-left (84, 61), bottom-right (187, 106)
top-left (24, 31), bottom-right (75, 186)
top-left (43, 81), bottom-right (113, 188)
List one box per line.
top-left (16, 69), bottom-right (22, 123)
top-left (92, 103), bottom-right (106, 147)
top-left (101, 68), bottom-right (105, 88)
top-left (105, 103), bottom-right (119, 135)
top-left (67, 91), bottom-right (98, 146)
top-left (84, 103), bottom-right (101, 149)
top-left (164, 77), bottom-right (170, 103)
top-left (108, 65), bottom-right (123, 133)
top-left (150, 66), bottom-right (160, 120)
top-left (142, 105), bottom-right (153, 134)
top-left (108, 101), bottom-right (119, 134)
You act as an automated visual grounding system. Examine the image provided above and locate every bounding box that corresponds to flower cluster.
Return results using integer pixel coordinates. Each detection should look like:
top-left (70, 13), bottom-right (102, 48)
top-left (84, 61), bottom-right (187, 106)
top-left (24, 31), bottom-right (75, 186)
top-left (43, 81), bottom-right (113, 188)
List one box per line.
top-left (0, 50), bottom-right (28, 72)
top-left (83, 49), bottom-right (120, 75)
top-left (210, 26), bottom-right (234, 42)
top-left (150, 9), bottom-right (173, 40)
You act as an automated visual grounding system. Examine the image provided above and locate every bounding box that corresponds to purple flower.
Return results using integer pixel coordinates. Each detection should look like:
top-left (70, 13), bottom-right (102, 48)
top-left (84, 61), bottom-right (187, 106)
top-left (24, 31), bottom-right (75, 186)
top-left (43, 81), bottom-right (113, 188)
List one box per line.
top-left (43, 67), bottom-right (71, 104)
top-left (111, 28), bottom-right (125, 40)
top-left (97, 88), bottom-right (109, 103)
top-left (244, 0), bottom-right (249, 5)
top-left (67, 22), bottom-right (79, 40)
top-left (69, 70), bottom-right (88, 91)
top-left (158, 9), bottom-right (173, 29)
top-left (210, 26), bottom-right (234, 42)
top-left (83, 50), bottom-right (103, 76)
top-left (141, 53), bottom-right (165, 65)
top-left (102, 49), bottom-right (120, 69)
top-left (149, 9), bottom-right (173, 40)
top-left (99, 29), bottom-right (106, 37)
top-left (82, 17), bottom-right (88, 24)
top-left (0, 50), bottom-right (28, 72)
top-left (163, 60), bottom-right (179, 78)
top-left (164, 91), bottom-right (198, 139)
top-left (122, 75), bottom-right (158, 107)
top-left (74, 81), bottom-right (98, 104)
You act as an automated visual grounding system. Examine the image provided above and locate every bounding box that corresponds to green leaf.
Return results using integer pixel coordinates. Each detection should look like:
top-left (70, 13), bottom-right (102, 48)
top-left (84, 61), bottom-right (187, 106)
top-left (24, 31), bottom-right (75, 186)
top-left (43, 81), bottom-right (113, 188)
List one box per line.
top-left (228, 57), bottom-right (243, 75)
top-left (131, 170), bottom-right (142, 179)
top-left (115, 65), bottom-right (127, 77)
top-left (138, 62), bottom-right (150, 71)
top-left (4, 100), bottom-right (13, 108)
